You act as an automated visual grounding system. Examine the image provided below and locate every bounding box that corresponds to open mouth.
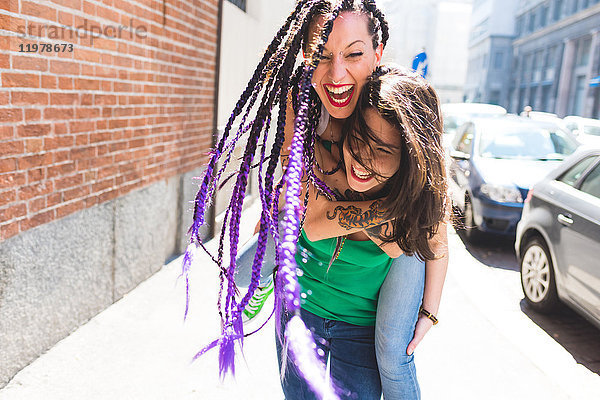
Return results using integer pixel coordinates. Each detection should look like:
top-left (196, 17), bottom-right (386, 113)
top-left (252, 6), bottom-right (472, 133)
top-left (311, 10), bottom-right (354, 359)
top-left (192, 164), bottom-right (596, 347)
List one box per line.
top-left (323, 84), bottom-right (354, 108)
top-left (351, 164), bottom-right (373, 182)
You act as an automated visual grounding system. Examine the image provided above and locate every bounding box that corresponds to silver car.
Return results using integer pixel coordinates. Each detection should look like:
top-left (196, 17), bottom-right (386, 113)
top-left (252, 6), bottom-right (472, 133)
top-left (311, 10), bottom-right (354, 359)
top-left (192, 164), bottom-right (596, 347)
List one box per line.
top-left (515, 146), bottom-right (600, 329)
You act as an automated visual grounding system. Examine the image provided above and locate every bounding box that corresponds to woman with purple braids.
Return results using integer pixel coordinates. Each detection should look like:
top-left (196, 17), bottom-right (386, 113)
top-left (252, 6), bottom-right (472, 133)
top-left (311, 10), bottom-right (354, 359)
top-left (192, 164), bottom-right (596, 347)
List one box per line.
top-left (275, 64), bottom-right (448, 400)
top-left (185, 1), bottom-right (448, 399)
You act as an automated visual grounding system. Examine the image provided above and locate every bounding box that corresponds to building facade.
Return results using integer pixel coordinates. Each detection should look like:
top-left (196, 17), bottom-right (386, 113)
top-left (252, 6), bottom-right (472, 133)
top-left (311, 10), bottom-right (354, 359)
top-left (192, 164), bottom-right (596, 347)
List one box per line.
top-left (382, 0), bottom-right (473, 103)
top-left (0, 0), bottom-right (220, 387)
top-left (510, 0), bottom-right (600, 117)
top-left (465, 0), bottom-right (600, 118)
top-left (464, 0), bottom-right (520, 105)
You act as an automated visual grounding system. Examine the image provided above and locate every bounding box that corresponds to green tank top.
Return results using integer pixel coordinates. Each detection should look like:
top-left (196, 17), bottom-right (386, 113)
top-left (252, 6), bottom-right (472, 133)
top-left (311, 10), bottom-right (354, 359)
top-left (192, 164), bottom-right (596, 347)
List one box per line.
top-left (296, 229), bottom-right (392, 326)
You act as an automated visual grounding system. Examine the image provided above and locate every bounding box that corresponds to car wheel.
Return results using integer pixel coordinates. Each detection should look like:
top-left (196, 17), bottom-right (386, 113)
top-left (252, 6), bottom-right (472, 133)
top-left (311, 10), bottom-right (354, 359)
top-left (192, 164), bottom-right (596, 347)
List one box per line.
top-left (520, 237), bottom-right (559, 312)
top-left (463, 197), bottom-right (479, 242)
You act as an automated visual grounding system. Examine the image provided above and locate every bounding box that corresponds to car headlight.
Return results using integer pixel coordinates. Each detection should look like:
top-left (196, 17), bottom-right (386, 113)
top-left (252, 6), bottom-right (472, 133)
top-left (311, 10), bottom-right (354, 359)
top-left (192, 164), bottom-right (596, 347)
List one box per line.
top-left (480, 183), bottom-right (523, 203)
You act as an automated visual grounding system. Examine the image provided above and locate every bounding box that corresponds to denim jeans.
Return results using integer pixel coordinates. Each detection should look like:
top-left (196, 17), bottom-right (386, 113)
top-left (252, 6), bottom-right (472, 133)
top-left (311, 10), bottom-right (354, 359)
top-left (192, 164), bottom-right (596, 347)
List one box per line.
top-left (236, 235), bottom-right (425, 400)
top-left (276, 308), bottom-right (381, 400)
top-left (376, 254), bottom-right (425, 400)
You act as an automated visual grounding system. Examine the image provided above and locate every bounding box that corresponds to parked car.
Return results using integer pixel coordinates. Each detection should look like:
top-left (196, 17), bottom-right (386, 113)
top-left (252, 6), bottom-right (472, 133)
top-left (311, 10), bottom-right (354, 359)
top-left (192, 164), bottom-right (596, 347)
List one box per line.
top-left (441, 103), bottom-right (507, 148)
top-left (515, 146), bottom-right (600, 329)
top-left (448, 116), bottom-right (579, 240)
top-left (563, 116), bottom-right (600, 145)
top-left (521, 110), bottom-right (567, 130)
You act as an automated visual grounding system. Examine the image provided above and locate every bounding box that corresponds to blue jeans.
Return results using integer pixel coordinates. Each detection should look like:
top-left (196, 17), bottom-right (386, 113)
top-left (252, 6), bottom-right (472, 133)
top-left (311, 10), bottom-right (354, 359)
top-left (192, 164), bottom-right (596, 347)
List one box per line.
top-left (236, 235), bottom-right (425, 400)
top-left (277, 308), bottom-right (381, 400)
top-left (376, 254), bottom-right (425, 400)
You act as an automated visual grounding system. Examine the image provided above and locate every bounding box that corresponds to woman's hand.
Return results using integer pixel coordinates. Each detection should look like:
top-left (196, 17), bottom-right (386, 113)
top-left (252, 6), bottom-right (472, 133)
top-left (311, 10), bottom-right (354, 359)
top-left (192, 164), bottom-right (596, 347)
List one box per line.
top-left (406, 314), bottom-right (434, 355)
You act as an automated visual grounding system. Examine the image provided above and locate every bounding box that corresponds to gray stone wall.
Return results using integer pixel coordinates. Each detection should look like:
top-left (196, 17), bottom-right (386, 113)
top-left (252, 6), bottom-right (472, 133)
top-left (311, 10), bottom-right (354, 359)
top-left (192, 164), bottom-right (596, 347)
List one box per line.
top-left (0, 168), bottom-right (207, 388)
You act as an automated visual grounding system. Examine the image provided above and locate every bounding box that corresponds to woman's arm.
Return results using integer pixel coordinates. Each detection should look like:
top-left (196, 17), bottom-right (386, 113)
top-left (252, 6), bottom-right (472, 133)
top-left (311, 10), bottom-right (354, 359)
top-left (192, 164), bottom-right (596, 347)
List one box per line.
top-left (302, 181), bottom-right (403, 258)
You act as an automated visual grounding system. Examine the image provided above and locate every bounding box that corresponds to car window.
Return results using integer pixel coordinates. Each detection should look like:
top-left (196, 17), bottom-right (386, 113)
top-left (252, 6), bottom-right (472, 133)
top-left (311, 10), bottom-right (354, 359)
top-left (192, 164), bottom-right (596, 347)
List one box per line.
top-left (583, 125), bottom-right (600, 136)
top-left (565, 122), bottom-right (578, 131)
top-left (456, 125), bottom-right (474, 154)
top-left (444, 116), bottom-right (458, 133)
top-left (580, 163), bottom-right (600, 199)
top-left (478, 126), bottom-right (578, 159)
top-left (558, 156), bottom-right (598, 186)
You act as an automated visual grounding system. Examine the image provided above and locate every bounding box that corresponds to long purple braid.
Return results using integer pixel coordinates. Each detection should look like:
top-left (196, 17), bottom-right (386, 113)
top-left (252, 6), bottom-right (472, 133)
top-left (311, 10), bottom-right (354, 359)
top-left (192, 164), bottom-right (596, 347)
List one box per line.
top-left (180, 1), bottom-right (310, 320)
top-left (187, 1), bottom-right (391, 398)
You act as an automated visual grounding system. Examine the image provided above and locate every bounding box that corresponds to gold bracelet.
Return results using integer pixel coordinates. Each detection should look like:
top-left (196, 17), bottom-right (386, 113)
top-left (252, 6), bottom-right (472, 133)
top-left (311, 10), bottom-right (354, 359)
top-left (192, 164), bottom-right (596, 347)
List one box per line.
top-left (419, 306), bottom-right (438, 325)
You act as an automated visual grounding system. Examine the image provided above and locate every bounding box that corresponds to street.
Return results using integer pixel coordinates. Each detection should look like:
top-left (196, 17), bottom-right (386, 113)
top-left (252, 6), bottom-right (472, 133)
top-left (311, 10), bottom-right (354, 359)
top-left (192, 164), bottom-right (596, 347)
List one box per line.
top-left (456, 230), bottom-right (600, 376)
top-left (0, 219), bottom-right (599, 399)
top-left (419, 229), bottom-right (600, 399)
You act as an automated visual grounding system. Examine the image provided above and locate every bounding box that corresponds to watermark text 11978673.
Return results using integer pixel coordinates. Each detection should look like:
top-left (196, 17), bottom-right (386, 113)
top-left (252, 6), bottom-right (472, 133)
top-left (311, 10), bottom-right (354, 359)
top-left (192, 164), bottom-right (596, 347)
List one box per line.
top-left (19, 43), bottom-right (74, 53)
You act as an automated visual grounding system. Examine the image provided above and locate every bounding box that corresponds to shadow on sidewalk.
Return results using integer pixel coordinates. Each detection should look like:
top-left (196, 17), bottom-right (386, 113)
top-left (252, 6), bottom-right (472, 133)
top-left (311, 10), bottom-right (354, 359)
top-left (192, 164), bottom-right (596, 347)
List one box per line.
top-left (520, 299), bottom-right (600, 375)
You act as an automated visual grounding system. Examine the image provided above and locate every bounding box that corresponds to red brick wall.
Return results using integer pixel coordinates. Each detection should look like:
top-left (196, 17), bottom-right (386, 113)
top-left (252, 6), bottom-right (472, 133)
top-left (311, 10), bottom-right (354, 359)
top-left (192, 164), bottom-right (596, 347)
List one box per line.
top-left (0, 0), bottom-right (219, 241)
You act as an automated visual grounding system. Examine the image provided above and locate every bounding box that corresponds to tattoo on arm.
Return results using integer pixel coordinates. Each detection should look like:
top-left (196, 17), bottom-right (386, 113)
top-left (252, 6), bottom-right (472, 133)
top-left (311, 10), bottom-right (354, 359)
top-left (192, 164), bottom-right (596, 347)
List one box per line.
top-left (326, 201), bottom-right (385, 230)
top-left (365, 220), bottom-right (393, 239)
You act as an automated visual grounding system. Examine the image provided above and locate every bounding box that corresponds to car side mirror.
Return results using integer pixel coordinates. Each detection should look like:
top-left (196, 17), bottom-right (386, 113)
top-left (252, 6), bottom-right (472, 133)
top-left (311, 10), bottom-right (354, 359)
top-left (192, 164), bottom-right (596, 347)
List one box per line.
top-left (450, 150), bottom-right (471, 160)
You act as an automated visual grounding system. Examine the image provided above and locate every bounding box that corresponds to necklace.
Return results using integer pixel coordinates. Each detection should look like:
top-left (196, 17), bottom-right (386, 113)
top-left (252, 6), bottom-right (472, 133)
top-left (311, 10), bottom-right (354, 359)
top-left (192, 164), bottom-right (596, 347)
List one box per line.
top-left (333, 236), bottom-right (346, 261)
top-left (315, 122), bottom-right (343, 175)
top-left (327, 235), bottom-right (347, 271)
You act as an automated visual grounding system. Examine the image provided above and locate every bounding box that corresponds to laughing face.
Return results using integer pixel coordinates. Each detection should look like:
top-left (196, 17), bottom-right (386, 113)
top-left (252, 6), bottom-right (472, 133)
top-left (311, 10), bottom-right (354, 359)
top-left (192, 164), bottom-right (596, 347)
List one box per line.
top-left (343, 108), bottom-right (403, 195)
top-left (306, 12), bottom-right (383, 119)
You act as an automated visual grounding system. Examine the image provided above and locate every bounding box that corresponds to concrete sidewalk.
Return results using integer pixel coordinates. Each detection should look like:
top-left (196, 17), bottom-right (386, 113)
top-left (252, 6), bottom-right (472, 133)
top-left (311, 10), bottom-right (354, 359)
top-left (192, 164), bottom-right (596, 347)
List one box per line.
top-left (1, 222), bottom-right (599, 399)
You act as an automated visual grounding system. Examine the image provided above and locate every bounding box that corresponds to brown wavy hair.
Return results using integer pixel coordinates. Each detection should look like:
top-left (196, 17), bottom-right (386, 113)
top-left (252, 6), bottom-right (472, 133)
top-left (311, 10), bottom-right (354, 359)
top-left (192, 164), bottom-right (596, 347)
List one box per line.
top-left (343, 65), bottom-right (449, 260)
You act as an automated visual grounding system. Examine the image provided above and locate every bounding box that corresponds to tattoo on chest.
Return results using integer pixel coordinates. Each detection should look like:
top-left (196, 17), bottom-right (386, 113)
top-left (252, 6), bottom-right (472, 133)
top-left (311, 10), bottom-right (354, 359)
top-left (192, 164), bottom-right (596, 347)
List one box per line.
top-left (326, 201), bottom-right (385, 230)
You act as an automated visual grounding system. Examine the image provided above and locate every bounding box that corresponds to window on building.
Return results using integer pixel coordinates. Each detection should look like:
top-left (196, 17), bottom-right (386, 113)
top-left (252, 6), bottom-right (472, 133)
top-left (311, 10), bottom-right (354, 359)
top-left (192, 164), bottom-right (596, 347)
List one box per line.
top-left (544, 46), bottom-right (557, 81)
top-left (572, 75), bottom-right (586, 115)
top-left (528, 12), bottom-right (536, 32)
top-left (227, 0), bottom-right (246, 11)
top-left (540, 6), bottom-right (548, 27)
top-left (516, 16), bottom-right (524, 37)
top-left (508, 88), bottom-right (515, 111)
top-left (494, 51), bottom-right (504, 69)
top-left (540, 84), bottom-right (552, 112)
top-left (518, 88), bottom-right (527, 112)
top-left (489, 90), bottom-right (501, 105)
top-left (581, 0), bottom-right (590, 8)
top-left (553, 0), bottom-right (563, 20)
top-left (576, 38), bottom-right (592, 66)
top-left (530, 86), bottom-right (538, 109)
top-left (571, 0), bottom-right (579, 13)
top-left (522, 54), bottom-right (533, 82)
top-left (533, 50), bottom-right (544, 82)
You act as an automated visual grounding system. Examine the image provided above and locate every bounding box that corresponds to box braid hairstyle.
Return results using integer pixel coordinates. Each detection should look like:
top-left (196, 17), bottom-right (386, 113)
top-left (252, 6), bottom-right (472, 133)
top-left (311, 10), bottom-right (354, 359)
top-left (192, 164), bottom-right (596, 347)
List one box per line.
top-left (343, 65), bottom-right (449, 260)
top-left (184, 1), bottom-right (388, 398)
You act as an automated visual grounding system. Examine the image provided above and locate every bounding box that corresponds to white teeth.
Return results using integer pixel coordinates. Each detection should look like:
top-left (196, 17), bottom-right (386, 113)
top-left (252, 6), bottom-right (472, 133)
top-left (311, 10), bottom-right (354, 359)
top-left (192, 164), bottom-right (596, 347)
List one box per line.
top-left (331, 96), bottom-right (349, 105)
top-left (352, 164), bottom-right (371, 180)
top-left (327, 84), bottom-right (353, 94)
top-left (325, 85), bottom-right (353, 105)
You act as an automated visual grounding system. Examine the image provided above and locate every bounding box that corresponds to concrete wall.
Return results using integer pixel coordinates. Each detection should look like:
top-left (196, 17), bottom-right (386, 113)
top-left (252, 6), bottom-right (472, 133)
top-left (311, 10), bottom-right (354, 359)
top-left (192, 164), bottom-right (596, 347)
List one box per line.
top-left (0, 167), bottom-right (206, 387)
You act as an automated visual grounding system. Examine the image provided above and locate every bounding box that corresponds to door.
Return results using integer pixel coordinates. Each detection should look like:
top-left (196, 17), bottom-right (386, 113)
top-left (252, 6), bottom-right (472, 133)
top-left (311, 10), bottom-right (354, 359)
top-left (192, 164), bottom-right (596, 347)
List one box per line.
top-left (557, 161), bottom-right (600, 317)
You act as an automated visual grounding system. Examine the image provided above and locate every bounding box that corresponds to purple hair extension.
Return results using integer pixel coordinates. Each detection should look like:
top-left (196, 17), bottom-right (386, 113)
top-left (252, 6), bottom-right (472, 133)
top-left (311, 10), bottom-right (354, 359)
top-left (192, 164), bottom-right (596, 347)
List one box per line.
top-left (186, 1), bottom-right (391, 399)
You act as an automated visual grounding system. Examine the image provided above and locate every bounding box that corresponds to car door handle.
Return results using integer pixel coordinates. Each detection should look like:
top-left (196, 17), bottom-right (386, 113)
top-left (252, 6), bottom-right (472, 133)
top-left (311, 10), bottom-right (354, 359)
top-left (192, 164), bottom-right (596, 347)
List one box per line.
top-left (557, 213), bottom-right (573, 226)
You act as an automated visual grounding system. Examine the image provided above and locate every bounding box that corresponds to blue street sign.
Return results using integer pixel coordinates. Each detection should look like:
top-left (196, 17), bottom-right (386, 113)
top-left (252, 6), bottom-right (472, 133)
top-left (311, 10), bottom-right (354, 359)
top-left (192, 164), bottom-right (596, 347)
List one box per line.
top-left (590, 75), bottom-right (600, 87)
top-left (412, 51), bottom-right (428, 78)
